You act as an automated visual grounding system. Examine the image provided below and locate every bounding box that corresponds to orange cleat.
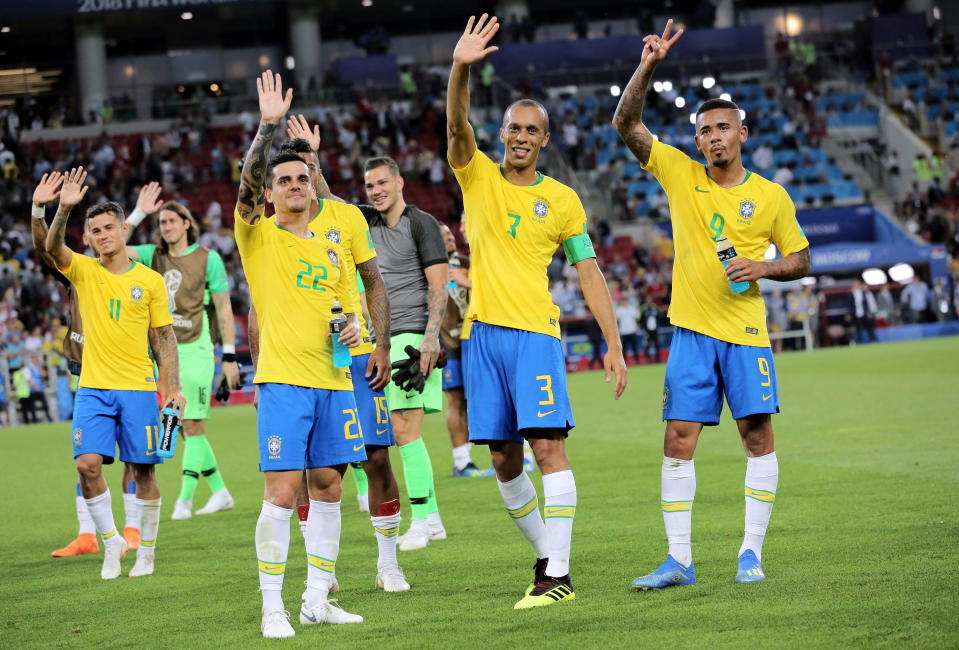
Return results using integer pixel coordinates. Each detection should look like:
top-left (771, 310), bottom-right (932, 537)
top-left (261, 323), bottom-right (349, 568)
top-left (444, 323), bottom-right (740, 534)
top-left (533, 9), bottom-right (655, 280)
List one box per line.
top-left (124, 527), bottom-right (141, 551)
top-left (51, 533), bottom-right (99, 557)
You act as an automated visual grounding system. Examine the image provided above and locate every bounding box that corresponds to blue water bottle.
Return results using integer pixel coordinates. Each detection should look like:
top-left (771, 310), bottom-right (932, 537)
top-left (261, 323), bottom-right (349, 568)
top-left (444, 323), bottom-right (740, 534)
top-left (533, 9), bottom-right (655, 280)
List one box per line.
top-left (329, 300), bottom-right (352, 368)
top-left (716, 237), bottom-right (750, 294)
top-left (157, 403), bottom-right (181, 459)
top-left (448, 255), bottom-right (461, 289)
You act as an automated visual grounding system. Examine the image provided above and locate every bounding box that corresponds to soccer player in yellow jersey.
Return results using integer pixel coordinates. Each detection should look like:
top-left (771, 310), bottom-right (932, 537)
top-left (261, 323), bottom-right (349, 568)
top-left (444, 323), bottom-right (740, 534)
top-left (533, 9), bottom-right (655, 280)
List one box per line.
top-left (447, 14), bottom-right (628, 609)
top-left (276, 130), bottom-right (410, 592)
top-left (235, 72), bottom-right (366, 638)
top-left (613, 20), bottom-right (810, 588)
top-left (43, 167), bottom-right (185, 581)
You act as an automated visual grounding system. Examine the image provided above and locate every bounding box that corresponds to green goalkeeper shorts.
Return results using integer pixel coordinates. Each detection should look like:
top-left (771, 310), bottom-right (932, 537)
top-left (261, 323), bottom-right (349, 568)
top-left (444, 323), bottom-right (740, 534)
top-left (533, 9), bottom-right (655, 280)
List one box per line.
top-left (386, 333), bottom-right (443, 414)
top-left (178, 338), bottom-right (215, 421)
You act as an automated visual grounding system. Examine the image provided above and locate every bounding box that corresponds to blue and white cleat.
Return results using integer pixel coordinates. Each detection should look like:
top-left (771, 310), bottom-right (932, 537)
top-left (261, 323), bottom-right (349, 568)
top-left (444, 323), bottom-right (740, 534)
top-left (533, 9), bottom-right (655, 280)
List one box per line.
top-left (630, 555), bottom-right (697, 590)
top-left (735, 550), bottom-right (766, 583)
top-left (523, 458), bottom-right (536, 474)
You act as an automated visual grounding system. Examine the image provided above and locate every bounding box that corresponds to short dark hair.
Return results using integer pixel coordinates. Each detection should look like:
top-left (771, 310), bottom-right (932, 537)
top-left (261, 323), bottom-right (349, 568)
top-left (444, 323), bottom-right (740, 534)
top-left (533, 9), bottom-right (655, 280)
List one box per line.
top-left (364, 156), bottom-right (400, 176)
top-left (503, 99), bottom-right (550, 132)
top-left (156, 201), bottom-right (199, 253)
top-left (281, 137), bottom-right (314, 156)
top-left (696, 98), bottom-right (742, 119)
top-left (85, 201), bottom-right (125, 222)
top-left (267, 150), bottom-right (311, 186)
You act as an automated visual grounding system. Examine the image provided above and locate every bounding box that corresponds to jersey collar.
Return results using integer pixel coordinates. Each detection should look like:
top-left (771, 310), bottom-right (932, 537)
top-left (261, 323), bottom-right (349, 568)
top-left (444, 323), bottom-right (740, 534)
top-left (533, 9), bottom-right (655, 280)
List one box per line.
top-left (499, 164), bottom-right (544, 186)
top-left (705, 167), bottom-right (752, 188)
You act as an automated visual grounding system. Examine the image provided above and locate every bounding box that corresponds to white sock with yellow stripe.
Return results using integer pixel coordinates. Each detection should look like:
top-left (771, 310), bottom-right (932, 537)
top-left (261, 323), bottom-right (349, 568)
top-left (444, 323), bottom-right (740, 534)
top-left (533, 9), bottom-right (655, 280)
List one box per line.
top-left (84, 489), bottom-right (121, 546)
top-left (543, 470), bottom-right (577, 578)
top-left (304, 499), bottom-right (340, 608)
top-left (497, 472), bottom-right (549, 559)
top-left (661, 456), bottom-right (695, 567)
top-left (740, 452), bottom-right (778, 560)
top-left (371, 514), bottom-right (400, 569)
top-left (135, 498), bottom-right (161, 557)
top-left (256, 501), bottom-right (292, 613)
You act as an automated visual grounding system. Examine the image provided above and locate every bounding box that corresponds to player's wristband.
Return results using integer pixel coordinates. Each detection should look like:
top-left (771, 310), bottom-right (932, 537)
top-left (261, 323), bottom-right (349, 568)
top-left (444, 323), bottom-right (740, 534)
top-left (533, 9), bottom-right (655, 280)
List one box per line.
top-left (222, 353), bottom-right (237, 363)
top-left (563, 232), bottom-right (596, 265)
top-left (31, 204), bottom-right (45, 219)
top-left (126, 207), bottom-right (148, 227)
top-left (222, 344), bottom-right (236, 355)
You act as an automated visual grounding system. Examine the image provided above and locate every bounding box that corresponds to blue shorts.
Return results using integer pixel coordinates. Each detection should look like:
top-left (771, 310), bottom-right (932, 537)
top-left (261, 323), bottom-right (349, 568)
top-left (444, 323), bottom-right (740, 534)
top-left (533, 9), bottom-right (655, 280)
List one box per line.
top-left (460, 338), bottom-right (471, 390)
top-left (351, 354), bottom-right (394, 448)
top-left (663, 327), bottom-right (780, 425)
top-left (257, 383), bottom-right (367, 471)
top-left (466, 322), bottom-right (574, 444)
top-left (71, 388), bottom-right (163, 465)
top-left (442, 358), bottom-right (464, 391)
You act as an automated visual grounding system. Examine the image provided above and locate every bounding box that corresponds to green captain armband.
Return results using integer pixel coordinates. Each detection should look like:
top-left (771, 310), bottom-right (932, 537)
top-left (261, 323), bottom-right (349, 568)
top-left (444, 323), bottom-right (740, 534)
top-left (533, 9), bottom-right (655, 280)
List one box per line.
top-left (562, 232), bottom-right (596, 265)
top-left (357, 272), bottom-right (365, 294)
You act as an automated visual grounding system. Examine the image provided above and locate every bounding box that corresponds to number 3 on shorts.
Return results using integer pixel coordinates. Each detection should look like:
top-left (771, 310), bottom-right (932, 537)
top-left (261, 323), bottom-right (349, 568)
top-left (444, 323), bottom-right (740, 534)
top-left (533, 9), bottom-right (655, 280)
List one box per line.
top-left (342, 409), bottom-right (361, 439)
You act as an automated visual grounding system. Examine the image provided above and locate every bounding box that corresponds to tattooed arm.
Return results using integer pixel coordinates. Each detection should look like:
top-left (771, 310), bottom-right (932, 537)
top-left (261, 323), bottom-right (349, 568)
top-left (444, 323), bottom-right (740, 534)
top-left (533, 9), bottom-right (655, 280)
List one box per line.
top-left (419, 263), bottom-right (448, 377)
top-left (356, 257), bottom-right (392, 390)
top-left (725, 247), bottom-right (811, 284)
top-left (612, 20), bottom-right (684, 165)
top-left (153, 324), bottom-right (186, 412)
top-left (235, 71), bottom-right (292, 225)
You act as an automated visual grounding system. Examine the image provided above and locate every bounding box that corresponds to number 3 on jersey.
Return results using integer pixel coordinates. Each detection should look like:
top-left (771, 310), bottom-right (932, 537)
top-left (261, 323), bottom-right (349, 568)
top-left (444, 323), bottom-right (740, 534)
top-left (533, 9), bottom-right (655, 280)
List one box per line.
top-left (506, 212), bottom-right (522, 239)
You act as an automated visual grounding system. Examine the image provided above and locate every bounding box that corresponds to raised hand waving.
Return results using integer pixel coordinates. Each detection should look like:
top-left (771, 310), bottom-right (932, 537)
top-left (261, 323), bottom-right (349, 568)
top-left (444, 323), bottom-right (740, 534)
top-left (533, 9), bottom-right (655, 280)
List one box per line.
top-left (453, 14), bottom-right (500, 66)
top-left (256, 70), bottom-right (293, 125)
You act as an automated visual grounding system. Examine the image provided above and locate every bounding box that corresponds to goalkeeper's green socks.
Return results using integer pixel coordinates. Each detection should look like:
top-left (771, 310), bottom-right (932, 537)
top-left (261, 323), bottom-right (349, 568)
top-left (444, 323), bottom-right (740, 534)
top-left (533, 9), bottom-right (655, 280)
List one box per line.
top-left (178, 435), bottom-right (206, 501)
top-left (399, 438), bottom-right (435, 523)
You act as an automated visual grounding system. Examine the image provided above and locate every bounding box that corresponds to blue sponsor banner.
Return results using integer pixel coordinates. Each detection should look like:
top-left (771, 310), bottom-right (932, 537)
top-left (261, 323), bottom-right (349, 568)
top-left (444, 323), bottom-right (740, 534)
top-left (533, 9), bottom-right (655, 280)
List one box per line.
top-left (797, 205), bottom-right (875, 246)
top-left (332, 54), bottom-right (397, 87)
top-left (5, 0), bottom-right (255, 20)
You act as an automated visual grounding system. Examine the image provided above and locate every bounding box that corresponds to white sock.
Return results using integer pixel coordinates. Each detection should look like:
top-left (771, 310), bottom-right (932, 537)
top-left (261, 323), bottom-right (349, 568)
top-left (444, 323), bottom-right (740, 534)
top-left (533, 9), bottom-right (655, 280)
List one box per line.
top-left (497, 472), bottom-right (549, 559)
top-left (426, 511), bottom-right (444, 531)
top-left (452, 444), bottom-right (472, 471)
top-left (75, 483), bottom-right (95, 536)
top-left (740, 452), bottom-right (778, 560)
top-left (124, 487), bottom-right (140, 531)
top-left (371, 513), bottom-right (400, 569)
top-left (304, 500), bottom-right (340, 608)
top-left (661, 456), bottom-right (695, 567)
top-left (542, 470), bottom-right (577, 577)
top-left (84, 489), bottom-right (122, 545)
top-left (136, 498), bottom-right (161, 557)
top-left (256, 501), bottom-right (292, 613)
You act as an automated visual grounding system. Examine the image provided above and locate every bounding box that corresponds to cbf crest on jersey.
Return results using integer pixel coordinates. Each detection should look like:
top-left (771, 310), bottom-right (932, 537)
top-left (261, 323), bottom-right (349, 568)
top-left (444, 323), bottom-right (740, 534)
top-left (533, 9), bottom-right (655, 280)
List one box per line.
top-left (268, 435), bottom-right (282, 458)
top-left (131, 285), bottom-right (145, 302)
top-left (739, 199), bottom-right (757, 219)
top-left (327, 248), bottom-right (340, 267)
top-left (325, 227), bottom-right (341, 245)
top-left (73, 428), bottom-right (82, 446)
top-left (532, 198), bottom-right (550, 224)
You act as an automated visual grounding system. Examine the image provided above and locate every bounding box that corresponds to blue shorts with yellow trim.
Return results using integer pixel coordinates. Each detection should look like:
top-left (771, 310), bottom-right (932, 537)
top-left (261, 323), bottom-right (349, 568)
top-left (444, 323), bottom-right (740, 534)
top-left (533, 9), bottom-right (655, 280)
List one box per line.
top-left (442, 358), bottom-right (463, 391)
top-left (465, 322), bottom-right (574, 444)
top-left (460, 339), bottom-right (471, 391)
top-left (663, 327), bottom-right (780, 425)
top-left (257, 383), bottom-right (367, 471)
top-left (350, 353), bottom-right (394, 448)
top-left (71, 388), bottom-right (162, 465)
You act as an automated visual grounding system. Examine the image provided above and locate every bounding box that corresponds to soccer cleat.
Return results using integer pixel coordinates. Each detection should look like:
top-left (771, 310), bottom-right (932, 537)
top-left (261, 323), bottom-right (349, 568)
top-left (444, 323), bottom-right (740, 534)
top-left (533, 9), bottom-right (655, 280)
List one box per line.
top-left (376, 564), bottom-right (411, 592)
top-left (124, 527), bottom-right (141, 550)
top-left (100, 537), bottom-right (128, 580)
top-left (299, 600), bottom-right (364, 625)
top-left (300, 577), bottom-right (339, 604)
top-left (735, 550), bottom-right (766, 583)
top-left (51, 533), bottom-right (99, 557)
top-left (428, 526), bottom-right (447, 541)
top-left (630, 555), bottom-right (697, 590)
top-left (357, 493), bottom-right (370, 513)
top-left (196, 489), bottom-right (234, 516)
top-left (523, 458), bottom-right (536, 474)
top-left (398, 527), bottom-right (430, 551)
top-left (171, 499), bottom-right (192, 520)
top-left (526, 557), bottom-right (549, 595)
top-left (514, 574), bottom-right (575, 610)
top-left (128, 554), bottom-right (155, 578)
top-left (261, 610), bottom-right (295, 638)
top-left (452, 462), bottom-right (487, 477)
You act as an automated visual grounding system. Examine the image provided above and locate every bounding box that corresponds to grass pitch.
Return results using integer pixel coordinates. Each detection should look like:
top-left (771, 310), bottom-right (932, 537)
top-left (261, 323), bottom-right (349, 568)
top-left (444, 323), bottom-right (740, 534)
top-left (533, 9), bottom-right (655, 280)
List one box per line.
top-left (1, 337), bottom-right (957, 648)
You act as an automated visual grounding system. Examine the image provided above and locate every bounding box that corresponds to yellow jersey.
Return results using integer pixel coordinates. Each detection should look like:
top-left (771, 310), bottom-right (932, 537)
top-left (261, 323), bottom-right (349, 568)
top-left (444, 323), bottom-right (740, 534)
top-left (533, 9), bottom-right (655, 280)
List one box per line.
top-left (58, 253), bottom-right (172, 390)
top-left (452, 150), bottom-right (588, 339)
top-left (308, 199), bottom-right (377, 356)
top-left (643, 139), bottom-right (809, 346)
top-left (235, 209), bottom-right (353, 390)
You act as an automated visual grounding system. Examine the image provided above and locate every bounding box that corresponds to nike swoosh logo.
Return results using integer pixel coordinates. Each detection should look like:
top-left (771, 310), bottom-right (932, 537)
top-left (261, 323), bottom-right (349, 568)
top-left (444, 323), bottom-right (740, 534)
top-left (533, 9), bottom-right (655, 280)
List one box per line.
top-left (694, 186), bottom-right (710, 193)
top-left (762, 394), bottom-right (772, 401)
top-left (537, 409), bottom-right (557, 418)
top-left (376, 429), bottom-right (387, 436)
top-left (146, 450), bottom-right (156, 456)
top-left (301, 609), bottom-right (317, 622)
top-left (353, 444), bottom-right (365, 452)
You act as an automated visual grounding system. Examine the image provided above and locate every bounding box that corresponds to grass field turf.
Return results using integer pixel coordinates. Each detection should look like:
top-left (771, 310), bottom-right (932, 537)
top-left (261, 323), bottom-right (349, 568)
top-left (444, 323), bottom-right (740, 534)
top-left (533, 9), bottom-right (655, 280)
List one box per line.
top-left (1, 337), bottom-right (956, 648)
